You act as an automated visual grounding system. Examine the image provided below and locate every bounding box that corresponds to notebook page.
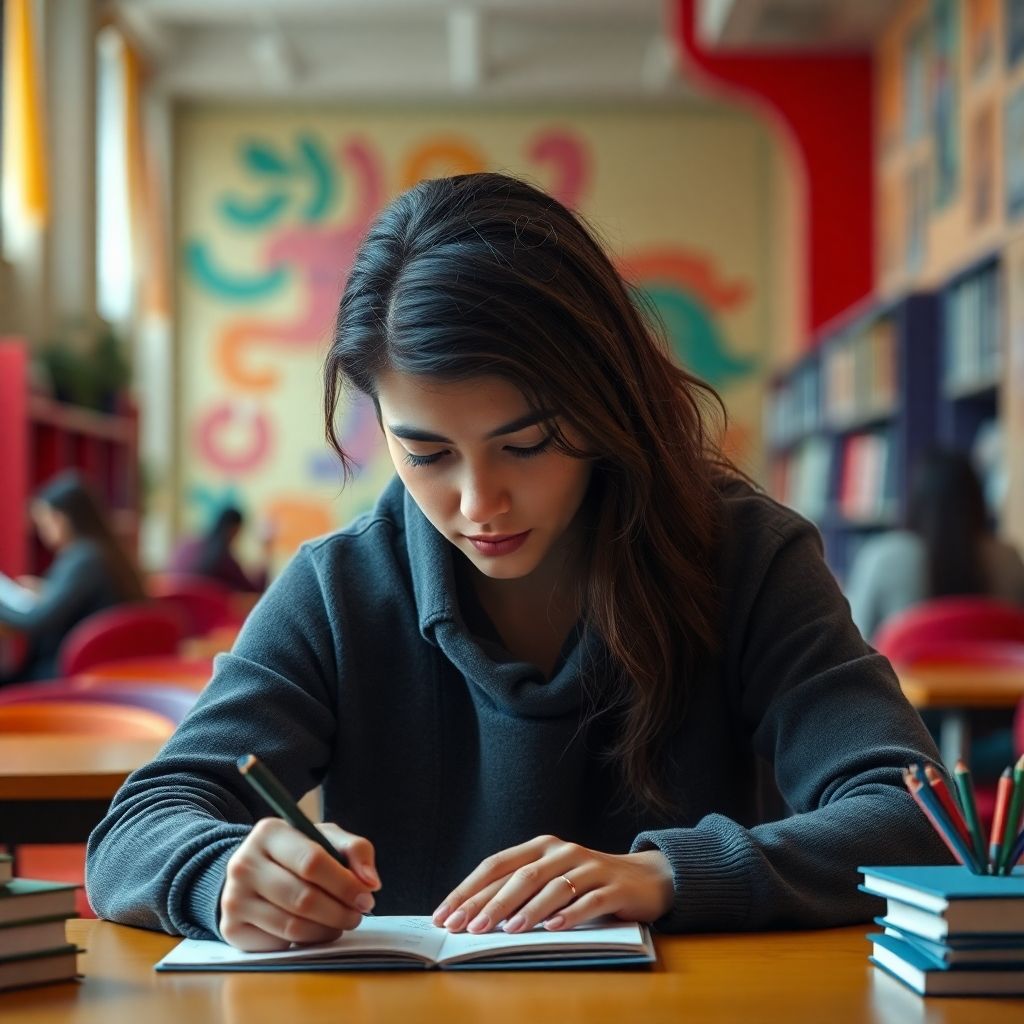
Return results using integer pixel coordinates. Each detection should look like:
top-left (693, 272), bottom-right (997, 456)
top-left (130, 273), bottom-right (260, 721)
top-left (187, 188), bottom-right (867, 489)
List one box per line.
top-left (436, 919), bottom-right (648, 964)
top-left (157, 916), bottom-right (447, 968)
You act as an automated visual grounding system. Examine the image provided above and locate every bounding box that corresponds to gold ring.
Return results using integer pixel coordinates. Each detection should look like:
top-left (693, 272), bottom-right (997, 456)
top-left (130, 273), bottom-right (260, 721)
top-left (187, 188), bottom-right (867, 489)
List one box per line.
top-left (560, 875), bottom-right (577, 898)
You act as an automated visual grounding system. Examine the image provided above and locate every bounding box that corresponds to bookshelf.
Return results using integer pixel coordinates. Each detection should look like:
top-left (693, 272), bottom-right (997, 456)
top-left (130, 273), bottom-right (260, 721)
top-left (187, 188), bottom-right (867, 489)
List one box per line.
top-left (766, 295), bottom-right (940, 580)
top-left (0, 339), bottom-right (139, 577)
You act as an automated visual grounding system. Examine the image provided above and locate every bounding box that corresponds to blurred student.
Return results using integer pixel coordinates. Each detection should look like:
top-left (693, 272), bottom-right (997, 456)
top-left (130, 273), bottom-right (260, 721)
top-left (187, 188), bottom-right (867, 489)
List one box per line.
top-left (0, 470), bottom-right (145, 683)
top-left (846, 448), bottom-right (1024, 642)
top-left (167, 506), bottom-right (272, 593)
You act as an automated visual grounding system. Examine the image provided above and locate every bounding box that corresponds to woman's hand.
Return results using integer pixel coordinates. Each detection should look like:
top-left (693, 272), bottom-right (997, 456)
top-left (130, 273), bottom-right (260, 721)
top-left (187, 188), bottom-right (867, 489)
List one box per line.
top-left (432, 835), bottom-right (673, 935)
top-left (220, 819), bottom-right (380, 951)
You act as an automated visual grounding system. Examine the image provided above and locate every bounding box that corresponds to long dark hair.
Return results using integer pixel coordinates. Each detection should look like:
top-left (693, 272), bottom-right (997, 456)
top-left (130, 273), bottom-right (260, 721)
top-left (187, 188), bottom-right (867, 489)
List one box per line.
top-left (195, 506), bottom-right (244, 577)
top-left (906, 448), bottom-right (990, 597)
top-left (34, 470), bottom-right (144, 601)
top-left (324, 172), bottom-right (731, 815)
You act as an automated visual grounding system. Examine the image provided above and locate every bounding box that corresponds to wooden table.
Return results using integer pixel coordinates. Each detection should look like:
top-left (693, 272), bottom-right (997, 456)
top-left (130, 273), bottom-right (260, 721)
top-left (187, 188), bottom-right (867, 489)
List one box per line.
top-left (1, 920), bottom-right (1018, 1023)
top-left (896, 664), bottom-right (1024, 769)
top-left (0, 735), bottom-right (163, 845)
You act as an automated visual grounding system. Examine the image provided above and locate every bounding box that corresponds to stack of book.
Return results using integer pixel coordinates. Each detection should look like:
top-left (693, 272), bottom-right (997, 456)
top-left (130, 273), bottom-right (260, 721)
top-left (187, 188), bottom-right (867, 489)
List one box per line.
top-left (860, 864), bottom-right (1024, 996)
top-left (0, 853), bottom-right (81, 991)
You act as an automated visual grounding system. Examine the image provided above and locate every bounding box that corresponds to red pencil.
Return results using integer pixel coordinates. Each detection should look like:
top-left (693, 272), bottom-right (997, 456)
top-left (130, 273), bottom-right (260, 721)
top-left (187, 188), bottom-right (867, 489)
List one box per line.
top-left (923, 764), bottom-right (972, 848)
top-left (903, 769), bottom-right (966, 866)
top-left (988, 768), bottom-right (1014, 872)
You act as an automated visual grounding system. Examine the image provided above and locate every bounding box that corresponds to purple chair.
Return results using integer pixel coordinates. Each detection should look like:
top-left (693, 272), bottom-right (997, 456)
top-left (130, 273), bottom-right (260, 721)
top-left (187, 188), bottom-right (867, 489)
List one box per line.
top-left (0, 679), bottom-right (196, 725)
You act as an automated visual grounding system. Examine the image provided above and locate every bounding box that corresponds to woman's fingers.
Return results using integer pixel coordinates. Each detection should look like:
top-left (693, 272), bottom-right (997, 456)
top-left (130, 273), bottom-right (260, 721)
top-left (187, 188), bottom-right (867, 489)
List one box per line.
top-left (220, 818), bottom-right (379, 950)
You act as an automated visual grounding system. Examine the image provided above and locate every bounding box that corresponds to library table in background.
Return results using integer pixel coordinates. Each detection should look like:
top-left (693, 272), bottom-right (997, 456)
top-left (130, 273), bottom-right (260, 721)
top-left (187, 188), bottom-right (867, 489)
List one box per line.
top-left (1, 920), bottom-right (1020, 1023)
top-left (896, 662), bottom-right (1024, 769)
top-left (0, 735), bottom-right (163, 847)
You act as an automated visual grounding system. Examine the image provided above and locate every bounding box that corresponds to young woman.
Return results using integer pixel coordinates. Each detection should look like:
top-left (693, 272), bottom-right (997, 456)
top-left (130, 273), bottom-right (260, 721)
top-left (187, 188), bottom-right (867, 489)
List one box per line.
top-left (0, 470), bottom-right (144, 683)
top-left (87, 173), bottom-right (947, 951)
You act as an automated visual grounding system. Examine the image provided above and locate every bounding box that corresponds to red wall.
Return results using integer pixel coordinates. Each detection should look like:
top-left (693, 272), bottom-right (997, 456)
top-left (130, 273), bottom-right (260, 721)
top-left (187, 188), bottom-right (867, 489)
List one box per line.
top-left (674, 0), bottom-right (874, 340)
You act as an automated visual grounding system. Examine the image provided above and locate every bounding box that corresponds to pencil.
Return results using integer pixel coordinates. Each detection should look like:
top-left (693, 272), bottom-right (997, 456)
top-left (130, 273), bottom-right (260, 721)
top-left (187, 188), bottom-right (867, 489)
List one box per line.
top-left (903, 768), bottom-right (977, 871)
top-left (989, 767), bottom-right (1014, 874)
top-left (923, 764), bottom-right (972, 849)
top-left (997, 754), bottom-right (1024, 875)
top-left (1009, 827), bottom-right (1024, 872)
top-left (236, 753), bottom-right (374, 911)
top-left (953, 759), bottom-right (988, 869)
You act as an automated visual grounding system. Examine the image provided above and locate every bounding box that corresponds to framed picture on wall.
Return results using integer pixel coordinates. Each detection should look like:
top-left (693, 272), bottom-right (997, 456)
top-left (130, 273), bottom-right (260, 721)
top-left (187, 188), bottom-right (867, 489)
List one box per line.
top-left (969, 102), bottom-right (996, 227)
top-left (905, 161), bottom-right (929, 273)
top-left (968, 0), bottom-right (998, 80)
top-left (1005, 86), bottom-right (1024, 218)
top-left (1008, 0), bottom-right (1024, 68)
top-left (930, 0), bottom-right (959, 208)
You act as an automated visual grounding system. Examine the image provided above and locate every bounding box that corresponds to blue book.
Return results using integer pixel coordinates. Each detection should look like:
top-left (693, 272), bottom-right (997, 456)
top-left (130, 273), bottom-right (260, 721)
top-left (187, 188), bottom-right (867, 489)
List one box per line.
top-left (874, 919), bottom-right (1024, 968)
top-left (859, 865), bottom-right (1024, 939)
top-left (869, 932), bottom-right (1024, 996)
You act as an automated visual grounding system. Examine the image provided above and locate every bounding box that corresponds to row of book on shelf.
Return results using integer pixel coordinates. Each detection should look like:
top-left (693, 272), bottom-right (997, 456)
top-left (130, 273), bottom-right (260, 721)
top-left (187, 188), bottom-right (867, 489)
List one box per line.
top-left (860, 756), bottom-right (1024, 997)
top-left (0, 853), bottom-right (80, 992)
top-left (772, 430), bottom-right (896, 526)
top-left (944, 264), bottom-right (1001, 396)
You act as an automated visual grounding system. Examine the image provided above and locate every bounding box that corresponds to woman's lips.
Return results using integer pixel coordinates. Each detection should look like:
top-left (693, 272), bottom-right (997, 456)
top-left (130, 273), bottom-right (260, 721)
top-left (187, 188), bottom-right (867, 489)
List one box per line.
top-left (465, 530), bottom-right (532, 556)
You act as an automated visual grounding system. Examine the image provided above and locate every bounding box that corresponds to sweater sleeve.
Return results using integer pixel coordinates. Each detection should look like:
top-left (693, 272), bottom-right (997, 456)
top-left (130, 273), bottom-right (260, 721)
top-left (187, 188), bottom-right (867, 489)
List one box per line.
top-left (630, 518), bottom-right (953, 932)
top-left (0, 544), bottom-right (104, 639)
top-left (85, 546), bottom-right (339, 939)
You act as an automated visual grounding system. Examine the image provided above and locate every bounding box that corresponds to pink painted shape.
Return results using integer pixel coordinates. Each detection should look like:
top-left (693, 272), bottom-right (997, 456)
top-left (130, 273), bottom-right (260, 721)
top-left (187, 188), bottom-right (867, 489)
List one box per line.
top-left (526, 130), bottom-right (590, 209)
top-left (195, 402), bottom-right (273, 474)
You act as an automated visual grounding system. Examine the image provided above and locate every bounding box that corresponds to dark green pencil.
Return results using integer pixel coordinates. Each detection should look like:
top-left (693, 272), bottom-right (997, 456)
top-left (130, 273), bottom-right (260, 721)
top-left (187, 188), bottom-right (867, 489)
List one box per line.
top-left (236, 753), bottom-right (372, 913)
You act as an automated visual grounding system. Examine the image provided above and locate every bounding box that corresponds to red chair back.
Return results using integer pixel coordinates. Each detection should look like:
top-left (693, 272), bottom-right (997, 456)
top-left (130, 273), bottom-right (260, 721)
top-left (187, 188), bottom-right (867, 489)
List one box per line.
top-left (57, 603), bottom-right (184, 676)
top-left (147, 573), bottom-right (241, 636)
top-left (873, 598), bottom-right (1024, 667)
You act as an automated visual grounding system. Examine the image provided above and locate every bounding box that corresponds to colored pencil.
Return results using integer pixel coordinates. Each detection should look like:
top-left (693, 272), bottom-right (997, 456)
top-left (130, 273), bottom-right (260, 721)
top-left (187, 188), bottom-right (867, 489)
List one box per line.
top-left (923, 764), bottom-right (972, 849)
top-left (1008, 827), bottom-right (1024, 871)
top-left (953, 759), bottom-right (988, 868)
top-left (988, 767), bottom-right (1014, 874)
top-left (997, 754), bottom-right (1024, 874)
top-left (903, 768), bottom-right (977, 871)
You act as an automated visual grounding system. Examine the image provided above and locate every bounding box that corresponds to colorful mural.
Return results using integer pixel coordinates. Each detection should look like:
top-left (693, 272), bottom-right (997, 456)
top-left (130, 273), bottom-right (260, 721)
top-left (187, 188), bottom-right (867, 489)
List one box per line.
top-left (176, 110), bottom-right (769, 562)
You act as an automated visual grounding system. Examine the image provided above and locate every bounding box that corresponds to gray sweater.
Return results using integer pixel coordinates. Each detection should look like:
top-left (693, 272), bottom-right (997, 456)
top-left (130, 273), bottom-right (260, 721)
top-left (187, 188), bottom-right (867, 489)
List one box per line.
top-left (86, 476), bottom-right (949, 938)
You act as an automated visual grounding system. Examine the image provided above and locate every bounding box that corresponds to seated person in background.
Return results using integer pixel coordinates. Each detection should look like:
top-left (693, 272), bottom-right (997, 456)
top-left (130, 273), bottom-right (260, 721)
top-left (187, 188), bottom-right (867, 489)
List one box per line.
top-left (0, 470), bottom-right (145, 683)
top-left (846, 447), bottom-right (1024, 641)
top-left (845, 447), bottom-right (1024, 777)
top-left (167, 506), bottom-right (272, 593)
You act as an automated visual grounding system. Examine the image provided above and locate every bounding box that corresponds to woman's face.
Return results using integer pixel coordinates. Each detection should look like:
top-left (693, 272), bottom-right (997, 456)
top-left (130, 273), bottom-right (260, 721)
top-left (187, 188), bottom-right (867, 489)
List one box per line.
top-left (31, 502), bottom-right (71, 551)
top-left (376, 372), bottom-right (593, 583)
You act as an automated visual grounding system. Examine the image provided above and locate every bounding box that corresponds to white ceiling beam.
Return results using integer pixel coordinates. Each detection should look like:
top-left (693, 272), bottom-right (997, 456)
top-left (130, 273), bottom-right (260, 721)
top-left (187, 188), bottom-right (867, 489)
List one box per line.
top-left (449, 8), bottom-right (484, 91)
top-left (112, 2), bottom-right (178, 61)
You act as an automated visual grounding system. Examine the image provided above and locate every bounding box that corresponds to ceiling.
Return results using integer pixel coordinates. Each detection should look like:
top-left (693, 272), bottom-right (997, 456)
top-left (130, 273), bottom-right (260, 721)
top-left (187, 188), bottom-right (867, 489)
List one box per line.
top-left (108, 0), bottom-right (688, 103)
top-left (108, 1), bottom-right (895, 103)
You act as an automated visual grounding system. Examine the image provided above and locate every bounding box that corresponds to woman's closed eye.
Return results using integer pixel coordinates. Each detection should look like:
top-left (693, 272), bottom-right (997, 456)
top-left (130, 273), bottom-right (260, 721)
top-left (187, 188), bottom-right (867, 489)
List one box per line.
top-left (402, 435), bottom-right (554, 469)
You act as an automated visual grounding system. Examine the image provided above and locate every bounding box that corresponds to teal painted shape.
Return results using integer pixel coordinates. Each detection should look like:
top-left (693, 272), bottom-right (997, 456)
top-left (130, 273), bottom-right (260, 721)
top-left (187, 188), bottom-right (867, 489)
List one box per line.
top-left (243, 141), bottom-right (291, 176)
top-left (219, 192), bottom-right (289, 227)
top-left (643, 285), bottom-right (757, 388)
top-left (186, 483), bottom-right (244, 530)
top-left (297, 134), bottom-right (336, 222)
top-left (184, 240), bottom-right (288, 300)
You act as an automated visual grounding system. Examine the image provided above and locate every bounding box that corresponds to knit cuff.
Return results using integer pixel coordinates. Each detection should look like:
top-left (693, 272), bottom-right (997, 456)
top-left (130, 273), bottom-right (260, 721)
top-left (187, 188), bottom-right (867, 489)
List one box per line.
top-left (168, 838), bottom-right (243, 940)
top-left (631, 816), bottom-right (753, 932)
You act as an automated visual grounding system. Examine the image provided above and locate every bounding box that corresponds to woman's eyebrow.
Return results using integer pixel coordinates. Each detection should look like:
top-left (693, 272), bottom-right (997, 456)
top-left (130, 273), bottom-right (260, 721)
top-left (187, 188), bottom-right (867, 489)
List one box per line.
top-left (387, 410), bottom-right (553, 444)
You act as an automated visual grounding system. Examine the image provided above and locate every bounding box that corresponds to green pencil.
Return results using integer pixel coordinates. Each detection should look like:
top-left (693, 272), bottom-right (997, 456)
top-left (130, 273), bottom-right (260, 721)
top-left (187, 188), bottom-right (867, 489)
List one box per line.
top-left (237, 753), bottom-right (374, 912)
top-left (953, 759), bottom-right (988, 869)
top-left (997, 754), bottom-right (1024, 874)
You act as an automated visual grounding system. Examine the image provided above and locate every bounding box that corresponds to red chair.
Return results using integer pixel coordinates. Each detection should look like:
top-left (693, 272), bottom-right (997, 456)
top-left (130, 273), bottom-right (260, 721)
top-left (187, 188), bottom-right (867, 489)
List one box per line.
top-left (147, 574), bottom-right (242, 637)
top-left (57, 603), bottom-right (184, 677)
top-left (873, 598), bottom-right (1024, 665)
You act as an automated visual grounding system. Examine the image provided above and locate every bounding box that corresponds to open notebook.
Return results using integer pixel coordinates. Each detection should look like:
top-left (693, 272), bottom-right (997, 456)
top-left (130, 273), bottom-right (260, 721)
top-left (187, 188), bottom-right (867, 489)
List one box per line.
top-left (155, 916), bottom-right (656, 971)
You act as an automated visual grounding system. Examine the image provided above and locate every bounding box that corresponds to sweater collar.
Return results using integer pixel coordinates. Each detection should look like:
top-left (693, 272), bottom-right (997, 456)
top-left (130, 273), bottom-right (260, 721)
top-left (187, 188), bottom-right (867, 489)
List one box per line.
top-left (398, 478), bottom-right (597, 717)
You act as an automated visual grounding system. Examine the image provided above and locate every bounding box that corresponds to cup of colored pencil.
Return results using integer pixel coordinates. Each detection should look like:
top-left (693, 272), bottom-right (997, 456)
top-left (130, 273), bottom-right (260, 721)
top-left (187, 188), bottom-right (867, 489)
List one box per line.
top-left (902, 755), bottom-right (1024, 876)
